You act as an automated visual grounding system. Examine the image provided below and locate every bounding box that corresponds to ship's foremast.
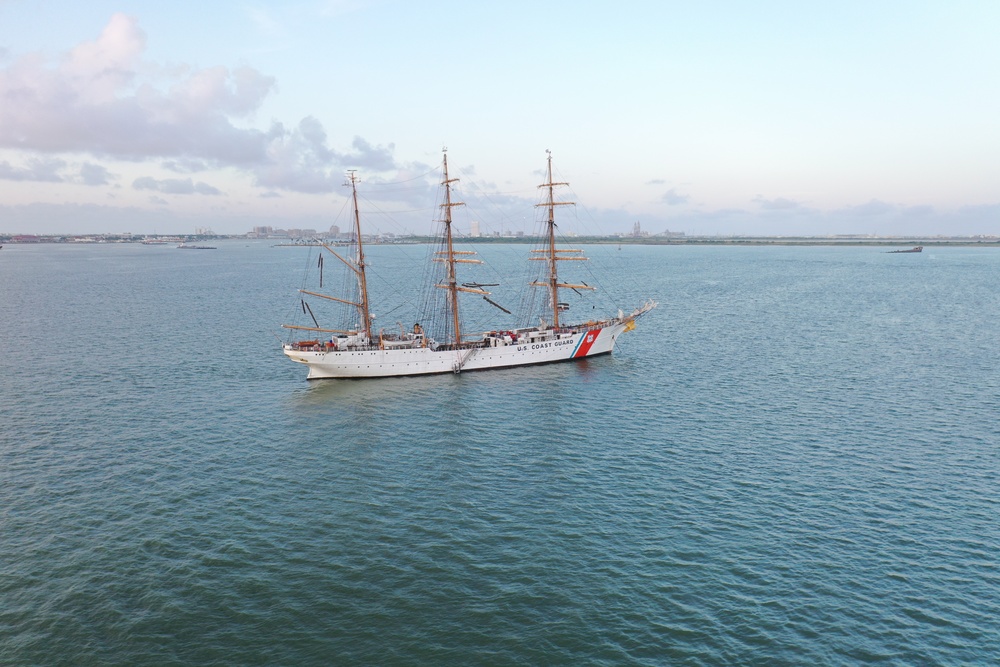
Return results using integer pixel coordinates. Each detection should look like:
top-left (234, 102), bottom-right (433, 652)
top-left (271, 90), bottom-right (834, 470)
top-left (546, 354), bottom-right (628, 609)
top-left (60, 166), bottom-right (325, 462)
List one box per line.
top-left (531, 151), bottom-right (593, 328)
top-left (349, 171), bottom-right (373, 340)
top-left (281, 171), bottom-right (374, 340)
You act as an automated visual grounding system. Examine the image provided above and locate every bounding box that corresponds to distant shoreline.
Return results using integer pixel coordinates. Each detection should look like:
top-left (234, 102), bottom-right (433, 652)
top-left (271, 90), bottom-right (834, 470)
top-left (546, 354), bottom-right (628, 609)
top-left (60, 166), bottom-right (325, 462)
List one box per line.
top-left (2, 236), bottom-right (998, 248)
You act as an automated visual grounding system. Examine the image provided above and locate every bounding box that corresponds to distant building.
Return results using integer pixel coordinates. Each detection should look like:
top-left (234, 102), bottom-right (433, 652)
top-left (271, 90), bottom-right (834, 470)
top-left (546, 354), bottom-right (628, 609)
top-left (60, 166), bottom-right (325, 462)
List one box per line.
top-left (470, 221), bottom-right (480, 237)
top-left (630, 221), bottom-right (650, 238)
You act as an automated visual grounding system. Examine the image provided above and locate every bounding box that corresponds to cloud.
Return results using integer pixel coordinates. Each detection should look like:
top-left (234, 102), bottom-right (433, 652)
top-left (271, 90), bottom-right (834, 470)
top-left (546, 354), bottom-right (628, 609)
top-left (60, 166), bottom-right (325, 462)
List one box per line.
top-left (753, 195), bottom-right (803, 211)
top-left (133, 176), bottom-right (222, 195)
top-left (645, 178), bottom-right (666, 186)
top-left (253, 119), bottom-right (398, 193)
top-left (0, 157), bottom-right (117, 185)
top-left (161, 158), bottom-right (211, 173)
top-left (0, 157), bottom-right (66, 182)
top-left (957, 202), bottom-right (1000, 218)
top-left (253, 118), bottom-right (340, 193)
top-left (901, 204), bottom-right (934, 217)
top-left (78, 162), bottom-right (114, 185)
top-left (0, 13), bottom-right (406, 199)
top-left (662, 188), bottom-right (689, 206)
top-left (0, 13), bottom-right (274, 164)
top-left (839, 199), bottom-right (896, 217)
top-left (344, 136), bottom-right (396, 170)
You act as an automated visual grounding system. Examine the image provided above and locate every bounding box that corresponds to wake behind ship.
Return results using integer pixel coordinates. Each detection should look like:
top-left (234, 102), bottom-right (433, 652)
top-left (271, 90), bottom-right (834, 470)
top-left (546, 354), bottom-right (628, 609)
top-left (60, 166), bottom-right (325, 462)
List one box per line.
top-left (281, 150), bottom-right (655, 379)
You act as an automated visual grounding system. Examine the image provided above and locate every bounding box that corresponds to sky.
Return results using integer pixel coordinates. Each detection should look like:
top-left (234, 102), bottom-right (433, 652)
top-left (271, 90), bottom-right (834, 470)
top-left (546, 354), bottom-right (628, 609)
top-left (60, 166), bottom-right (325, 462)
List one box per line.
top-left (1, 0), bottom-right (998, 237)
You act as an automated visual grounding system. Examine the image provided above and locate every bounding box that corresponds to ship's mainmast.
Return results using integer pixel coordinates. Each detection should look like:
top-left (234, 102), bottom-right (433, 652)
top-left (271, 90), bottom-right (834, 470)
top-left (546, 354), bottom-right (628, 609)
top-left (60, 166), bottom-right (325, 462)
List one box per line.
top-left (532, 151), bottom-right (592, 328)
top-left (434, 150), bottom-right (487, 346)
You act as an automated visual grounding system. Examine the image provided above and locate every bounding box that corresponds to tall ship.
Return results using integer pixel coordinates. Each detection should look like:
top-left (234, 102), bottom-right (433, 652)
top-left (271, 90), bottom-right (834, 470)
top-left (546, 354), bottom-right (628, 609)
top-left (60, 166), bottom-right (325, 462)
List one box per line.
top-left (281, 150), bottom-right (656, 379)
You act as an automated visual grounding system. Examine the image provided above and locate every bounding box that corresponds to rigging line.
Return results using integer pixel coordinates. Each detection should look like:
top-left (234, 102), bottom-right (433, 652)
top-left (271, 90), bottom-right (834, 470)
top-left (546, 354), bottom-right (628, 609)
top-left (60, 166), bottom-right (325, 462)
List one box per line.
top-left (310, 196), bottom-right (353, 246)
top-left (455, 186), bottom-right (535, 237)
top-left (454, 164), bottom-right (537, 198)
top-left (551, 227), bottom-right (615, 300)
top-left (438, 190), bottom-right (525, 279)
top-left (465, 185), bottom-right (538, 197)
top-left (361, 166), bottom-right (438, 186)
top-left (332, 192), bottom-right (352, 221)
top-left (448, 167), bottom-right (529, 230)
top-left (355, 194), bottom-right (436, 235)
top-left (361, 256), bottom-right (424, 319)
top-left (379, 302), bottom-right (408, 318)
top-left (534, 170), bottom-right (626, 305)
top-left (361, 185), bottom-right (432, 196)
top-left (359, 207), bottom-right (437, 215)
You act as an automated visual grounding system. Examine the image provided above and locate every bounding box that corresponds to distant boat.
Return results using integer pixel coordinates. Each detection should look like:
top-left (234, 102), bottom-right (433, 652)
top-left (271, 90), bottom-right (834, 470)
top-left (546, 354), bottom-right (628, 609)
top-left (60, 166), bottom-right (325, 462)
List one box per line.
top-left (177, 244), bottom-right (217, 250)
top-left (887, 246), bottom-right (923, 253)
top-left (281, 149), bottom-right (656, 379)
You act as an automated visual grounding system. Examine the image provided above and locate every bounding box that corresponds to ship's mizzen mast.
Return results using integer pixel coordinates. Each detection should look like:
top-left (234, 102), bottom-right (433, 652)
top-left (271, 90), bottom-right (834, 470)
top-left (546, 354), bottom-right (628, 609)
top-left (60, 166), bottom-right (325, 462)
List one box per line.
top-left (531, 150), bottom-right (594, 328)
top-left (433, 149), bottom-right (486, 346)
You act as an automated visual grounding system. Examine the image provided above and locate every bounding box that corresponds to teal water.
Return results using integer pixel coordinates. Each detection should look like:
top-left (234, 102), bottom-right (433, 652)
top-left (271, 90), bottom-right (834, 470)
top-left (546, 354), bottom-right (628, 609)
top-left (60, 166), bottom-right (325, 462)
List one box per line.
top-left (1, 243), bottom-right (998, 665)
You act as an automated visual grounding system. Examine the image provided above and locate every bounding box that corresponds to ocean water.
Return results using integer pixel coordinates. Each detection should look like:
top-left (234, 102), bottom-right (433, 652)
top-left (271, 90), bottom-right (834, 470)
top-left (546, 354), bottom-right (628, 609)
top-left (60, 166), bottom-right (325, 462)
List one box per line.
top-left (1, 242), bottom-right (998, 666)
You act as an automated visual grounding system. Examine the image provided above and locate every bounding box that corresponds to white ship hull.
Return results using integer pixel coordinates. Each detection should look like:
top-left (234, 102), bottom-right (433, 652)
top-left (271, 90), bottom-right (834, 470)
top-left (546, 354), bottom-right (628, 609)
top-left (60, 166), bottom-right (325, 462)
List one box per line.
top-left (284, 320), bottom-right (633, 380)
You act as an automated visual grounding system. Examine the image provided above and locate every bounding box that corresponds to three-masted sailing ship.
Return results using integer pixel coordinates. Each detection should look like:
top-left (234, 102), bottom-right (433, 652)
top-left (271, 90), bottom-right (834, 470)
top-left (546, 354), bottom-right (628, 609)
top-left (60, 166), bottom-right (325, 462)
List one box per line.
top-left (282, 150), bottom-right (656, 379)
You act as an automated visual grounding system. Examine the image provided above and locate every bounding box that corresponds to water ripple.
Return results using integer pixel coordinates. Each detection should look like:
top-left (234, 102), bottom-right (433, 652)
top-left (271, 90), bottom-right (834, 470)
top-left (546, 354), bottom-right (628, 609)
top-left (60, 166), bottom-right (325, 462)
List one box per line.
top-left (2, 244), bottom-right (999, 664)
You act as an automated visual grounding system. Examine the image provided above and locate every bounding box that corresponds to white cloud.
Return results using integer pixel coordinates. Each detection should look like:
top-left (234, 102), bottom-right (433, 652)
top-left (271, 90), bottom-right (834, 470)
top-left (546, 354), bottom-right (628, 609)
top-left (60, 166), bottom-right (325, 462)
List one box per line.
top-left (161, 158), bottom-right (211, 174)
top-left (0, 157), bottom-right (66, 182)
top-left (133, 176), bottom-right (222, 195)
top-left (78, 162), bottom-right (114, 186)
top-left (661, 188), bottom-right (690, 206)
top-left (0, 13), bottom-right (273, 163)
top-left (839, 199), bottom-right (897, 217)
top-left (0, 157), bottom-right (120, 186)
top-left (0, 13), bottom-right (405, 200)
top-left (753, 195), bottom-right (803, 211)
top-left (254, 120), bottom-right (397, 193)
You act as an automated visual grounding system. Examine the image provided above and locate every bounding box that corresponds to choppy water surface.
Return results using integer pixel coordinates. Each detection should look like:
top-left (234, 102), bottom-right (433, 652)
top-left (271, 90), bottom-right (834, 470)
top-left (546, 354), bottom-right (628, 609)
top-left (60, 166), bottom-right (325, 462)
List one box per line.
top-left (2, 243), bottom-right (998, 665)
